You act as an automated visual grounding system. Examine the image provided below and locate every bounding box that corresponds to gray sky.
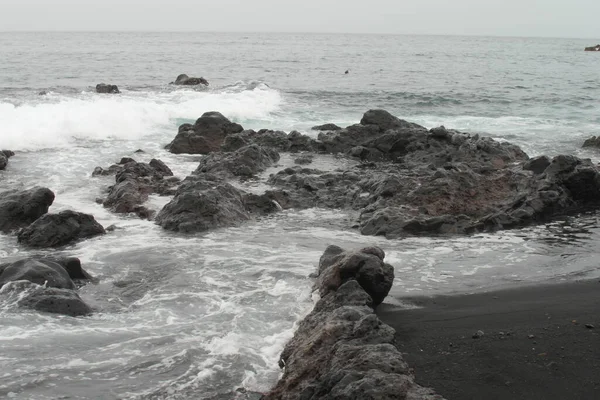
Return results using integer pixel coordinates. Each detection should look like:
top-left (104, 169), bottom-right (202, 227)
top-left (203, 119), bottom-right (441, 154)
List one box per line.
top-left (1, 0), bottom-right (599, 38)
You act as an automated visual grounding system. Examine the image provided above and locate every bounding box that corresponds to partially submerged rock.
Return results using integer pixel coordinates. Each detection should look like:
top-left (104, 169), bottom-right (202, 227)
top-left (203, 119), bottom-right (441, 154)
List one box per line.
top-left (263, 246), bottom-right (442, 400)
top-left (96, 83), bottom-right (120, 94)
top-left (0, 150), bottom-right (14, 170)
top-left (155, 175), bottom-right (250, 233)
top-left (19, 286), bottom-right (92, 317)
top-left (582, 136), bottom-right (600, 148)
top-left (0, 257), bottom-right (93, 316)
top-left (172, 74), bottom-right (209, 86)
top-left (100, 158), bottom-right (178, 219)
top-left (166, 112), bottom-right (244, 154)
top-left (311, 123), bottom-right (342, 131)
top-left (0, 187), bottom-right (55, 233)
top-left (17, 210), bottom-right (105, 248)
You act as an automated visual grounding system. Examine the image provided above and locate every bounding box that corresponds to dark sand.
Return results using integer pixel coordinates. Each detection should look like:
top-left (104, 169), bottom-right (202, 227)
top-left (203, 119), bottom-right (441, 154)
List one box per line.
top-left (377, 280), bottom-right (600, 400)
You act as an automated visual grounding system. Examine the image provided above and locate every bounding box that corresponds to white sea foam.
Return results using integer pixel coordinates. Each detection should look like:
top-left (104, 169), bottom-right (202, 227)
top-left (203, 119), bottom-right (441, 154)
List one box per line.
top-left (0, 85), bottom-right (282, 151)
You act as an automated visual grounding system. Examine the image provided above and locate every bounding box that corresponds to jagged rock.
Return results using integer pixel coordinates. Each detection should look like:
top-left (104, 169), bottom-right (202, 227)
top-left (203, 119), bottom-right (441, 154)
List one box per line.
top-left (312, 123), bottom-right (342, 131)
top-left (316, 246), bottom-right (394, 307)
top-left (583, 136), bottom-right (600, 148)
top-left (155, 175), bottom-right (250, 233)
top-left (95, 83), bottom-right (120, 94)
top-left (0, 150), bottom-right (14, 170)
top-left (17, 210), bottom-right (105, 248)
top-left (221, 129), bottom-right (316, 153)
top-left (523, 155), bottom-right (551, 174)
top-left (0, 187), bottom-right (55, 233)
top-left (194, 145), bottom-right (280, 178)
top-left (172, 74), bottom-right (209, 86)
top-left (101, 159), bottom-right (178, 219)
top-left (0, 258), bottom-right (77, 289)
top-left (92, 164), bottom-right (123, 177)
top-left (263, 247), bottom-right (442, 400)
top-left (167, 112), bottom-right (244, 154)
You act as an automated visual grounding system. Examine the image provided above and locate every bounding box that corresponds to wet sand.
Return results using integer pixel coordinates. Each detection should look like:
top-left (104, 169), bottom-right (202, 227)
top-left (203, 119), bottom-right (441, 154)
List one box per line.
top-left (377, 280), bottom-right (600, 400)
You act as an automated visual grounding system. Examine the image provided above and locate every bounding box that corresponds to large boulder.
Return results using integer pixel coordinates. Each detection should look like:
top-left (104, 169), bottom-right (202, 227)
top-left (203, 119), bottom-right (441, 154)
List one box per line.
top-left (155, 175), bottom-right (250, 233)
top-left (263, 246), bottom-right (442, 400)
top-left (172, 74), bottom-right (209, 86)
top-left (19, 286), bottom-right (92, 317)
top-left (0, 257), bottom-right (93, 316)
top-left (166, 112), bottom-right (244, 154)
top-left (95, 83), bottom-right (120, 94)
top-left (0, 150), bottom-right (14, 170)
top-left (194, 144), bottom-right (280, 178)
top-left (0, 187), bottom-right (55, 233)
top-left (17, 210), bottom-right (105, 248)
top-left (0, 258), bottom-right (77, 289)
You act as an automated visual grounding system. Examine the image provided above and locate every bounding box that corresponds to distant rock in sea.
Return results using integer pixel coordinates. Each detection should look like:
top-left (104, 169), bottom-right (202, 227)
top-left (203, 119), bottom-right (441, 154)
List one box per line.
top-left (95, 83), bottom-right (120, 94)
top-left (172, 74), bottom-right (209, 86)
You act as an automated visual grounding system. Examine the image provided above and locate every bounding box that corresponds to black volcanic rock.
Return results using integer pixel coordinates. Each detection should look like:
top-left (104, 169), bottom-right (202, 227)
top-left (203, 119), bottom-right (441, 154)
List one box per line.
top-left (19, 286), bottom-right (92, 317)
top-left (155, 175), bottom-right (250, 233)
top-left (95, 83), bottom-right (120, 94)
top-left (100, 158), bottom-right (178, 219)
top-left (0, 150), bottom-right (14, 170)
top-left (167, 112), bottom-right (244, 154)
top-left (262, 246), bottom-right (442, 400)
top-left (172, 74), bottom-right (209, 86)
top-left (311, 123), bottom-right (342, 131)
top-left (17, 210), bottom-right (105, 248)
top-left (194, 144), bottom-right (280, 178)
top-left (0, 187), bottom-right (55, 233)
top-left (582, 136), bottom-right (600, 148)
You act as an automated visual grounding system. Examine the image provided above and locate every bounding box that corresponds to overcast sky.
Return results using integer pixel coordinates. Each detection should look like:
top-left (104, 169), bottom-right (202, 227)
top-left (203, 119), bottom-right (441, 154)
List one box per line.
top-left (1, 0), bottom-right (599, 38)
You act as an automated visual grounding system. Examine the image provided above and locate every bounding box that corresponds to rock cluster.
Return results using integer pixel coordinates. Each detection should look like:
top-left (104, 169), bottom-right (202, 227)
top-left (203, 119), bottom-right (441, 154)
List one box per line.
top-left (95, 157), bottom-right (179, 219)
top-left (262, 246), bottom-right (443, 400)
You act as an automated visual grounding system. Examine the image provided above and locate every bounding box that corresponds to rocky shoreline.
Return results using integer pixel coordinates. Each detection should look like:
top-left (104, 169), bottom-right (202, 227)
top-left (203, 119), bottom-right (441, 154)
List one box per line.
top-left (261, 246), bottom-right (443, 399)
top-left (3, 108), bottom-right (600, 397)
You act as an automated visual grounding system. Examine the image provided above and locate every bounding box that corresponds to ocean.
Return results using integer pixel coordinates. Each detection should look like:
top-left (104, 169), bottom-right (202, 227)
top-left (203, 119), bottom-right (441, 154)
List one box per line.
top-left (1, 32), bottom-right (600, 399)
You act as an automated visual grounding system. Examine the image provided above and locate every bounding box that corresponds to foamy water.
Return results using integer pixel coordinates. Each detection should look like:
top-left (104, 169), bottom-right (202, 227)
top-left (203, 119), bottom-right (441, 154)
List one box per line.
top-left (2, 32), bottom-right (600, 399)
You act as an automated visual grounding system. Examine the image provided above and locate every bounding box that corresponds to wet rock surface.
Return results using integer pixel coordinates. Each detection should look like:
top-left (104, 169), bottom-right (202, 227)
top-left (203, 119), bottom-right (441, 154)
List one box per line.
top-left (0, 257), bottom-right (93, 316)
top-left (252, 109), bottom-right (600, 237)
top-left (17, 210), bottom-right (105, 248)
top-left (0, 150), bottom-right (14, 170)
top-left (98, 158), bottom-right (178, 219)
top-left (194, 144), bottom-right (280, 178)
top-left (0, 187), bottom-right (55, 233)
top-left (95, 83), bottom-right (120, 94)
top-left (167, 111), bottom-right (244, 154)
top-left (262, 246), bottom-right (443, 400)
top-left (155, 175), bottom-right (251, 233)
top-left (172, 74), bottom-right (209, 86)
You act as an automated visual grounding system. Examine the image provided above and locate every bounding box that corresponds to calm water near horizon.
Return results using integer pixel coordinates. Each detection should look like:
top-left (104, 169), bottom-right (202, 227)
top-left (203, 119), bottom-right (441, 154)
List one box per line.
top-left (1, 32), bottom-right (600, 399)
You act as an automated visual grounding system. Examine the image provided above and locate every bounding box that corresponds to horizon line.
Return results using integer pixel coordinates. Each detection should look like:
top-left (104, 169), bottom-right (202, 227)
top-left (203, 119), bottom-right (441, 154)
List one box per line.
top-left (0, 30), bottom-right (597, 41)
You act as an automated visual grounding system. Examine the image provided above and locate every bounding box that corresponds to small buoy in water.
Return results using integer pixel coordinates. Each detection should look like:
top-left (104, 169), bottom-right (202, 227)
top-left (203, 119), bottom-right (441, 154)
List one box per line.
top-left (344, 70), bottom-right (349, 74)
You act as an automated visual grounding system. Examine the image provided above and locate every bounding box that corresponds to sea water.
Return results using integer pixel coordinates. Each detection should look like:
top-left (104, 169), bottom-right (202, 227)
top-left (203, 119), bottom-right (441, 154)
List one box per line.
top-left (1, 32), bottom-right (600, 399)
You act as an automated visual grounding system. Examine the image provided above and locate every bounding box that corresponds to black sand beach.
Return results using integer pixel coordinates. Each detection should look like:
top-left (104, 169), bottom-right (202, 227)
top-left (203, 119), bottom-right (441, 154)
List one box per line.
top-left (378, 280), bottom-right (600, 400)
